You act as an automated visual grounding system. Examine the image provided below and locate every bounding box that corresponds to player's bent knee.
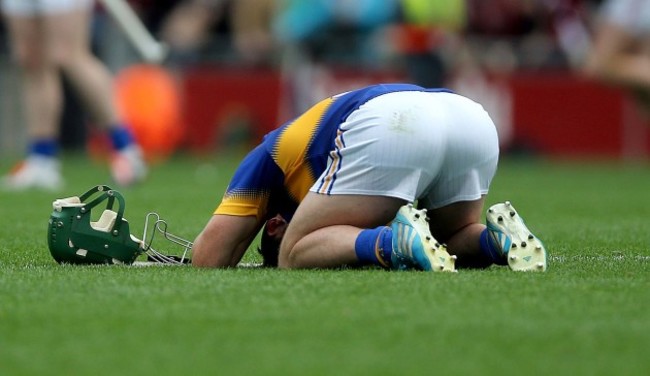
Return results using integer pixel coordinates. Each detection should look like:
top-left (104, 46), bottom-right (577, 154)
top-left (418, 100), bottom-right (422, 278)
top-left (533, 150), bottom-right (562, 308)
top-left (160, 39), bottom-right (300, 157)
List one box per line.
top-left (277, 242), bottom-right (305, 269)
top-left (277, 249), bottom-right (297, 269)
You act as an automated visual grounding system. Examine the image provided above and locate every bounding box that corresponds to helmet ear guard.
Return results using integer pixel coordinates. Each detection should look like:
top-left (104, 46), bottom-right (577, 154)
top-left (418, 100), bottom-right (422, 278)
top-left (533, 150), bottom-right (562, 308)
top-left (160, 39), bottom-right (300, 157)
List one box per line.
top-left (48, 185), bottom-right (192, 265)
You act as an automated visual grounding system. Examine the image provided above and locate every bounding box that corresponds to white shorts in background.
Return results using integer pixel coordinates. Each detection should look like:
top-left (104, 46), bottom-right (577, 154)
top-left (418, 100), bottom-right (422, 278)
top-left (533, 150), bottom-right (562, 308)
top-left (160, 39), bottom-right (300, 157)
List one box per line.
top-left (1, 0), bottom-right (93, 16)
top-left (312, 90), bottom-right (499, 209)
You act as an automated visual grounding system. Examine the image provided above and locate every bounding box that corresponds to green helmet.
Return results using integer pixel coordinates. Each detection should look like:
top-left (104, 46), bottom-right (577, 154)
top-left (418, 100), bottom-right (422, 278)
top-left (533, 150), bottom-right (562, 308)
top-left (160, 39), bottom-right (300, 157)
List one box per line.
top-left (47, 185), bottom-right (143, 265)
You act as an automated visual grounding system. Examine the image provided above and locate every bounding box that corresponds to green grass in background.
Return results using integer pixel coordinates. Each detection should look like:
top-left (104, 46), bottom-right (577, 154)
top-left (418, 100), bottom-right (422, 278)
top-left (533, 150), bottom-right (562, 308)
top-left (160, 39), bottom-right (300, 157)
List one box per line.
top-left (1, 154), bottom-right (649, 375)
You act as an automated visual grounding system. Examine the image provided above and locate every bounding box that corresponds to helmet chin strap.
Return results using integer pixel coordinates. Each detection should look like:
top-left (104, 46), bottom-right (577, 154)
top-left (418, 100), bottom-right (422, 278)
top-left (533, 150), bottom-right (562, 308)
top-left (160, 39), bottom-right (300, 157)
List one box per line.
top-left (139, 212), bottom-right (193, 265)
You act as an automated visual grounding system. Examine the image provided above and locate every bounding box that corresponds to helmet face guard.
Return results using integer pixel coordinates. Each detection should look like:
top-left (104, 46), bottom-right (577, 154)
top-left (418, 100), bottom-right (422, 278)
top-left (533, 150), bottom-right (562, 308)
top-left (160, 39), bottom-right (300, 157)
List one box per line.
top-left (48, 185), bottom-right (192, 265)
top-left (140, 212), bottom-right (192, 265)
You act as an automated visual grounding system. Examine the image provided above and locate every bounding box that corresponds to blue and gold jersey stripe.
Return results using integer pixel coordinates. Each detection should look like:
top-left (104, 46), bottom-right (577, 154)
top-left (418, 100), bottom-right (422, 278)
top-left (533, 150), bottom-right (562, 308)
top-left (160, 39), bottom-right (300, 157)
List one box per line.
top-left (215, 97), bottom-right (336, 220)
top-left (271, 97), bottom-right (334, 201)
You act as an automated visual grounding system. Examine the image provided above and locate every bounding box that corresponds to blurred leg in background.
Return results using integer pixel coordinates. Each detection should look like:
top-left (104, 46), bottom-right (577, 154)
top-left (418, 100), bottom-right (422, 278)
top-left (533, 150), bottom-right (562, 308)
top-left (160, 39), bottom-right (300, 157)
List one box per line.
top-left (1, 0), bottom-right (146, 190)
top-left (584, 0), bottom-right (650, 118)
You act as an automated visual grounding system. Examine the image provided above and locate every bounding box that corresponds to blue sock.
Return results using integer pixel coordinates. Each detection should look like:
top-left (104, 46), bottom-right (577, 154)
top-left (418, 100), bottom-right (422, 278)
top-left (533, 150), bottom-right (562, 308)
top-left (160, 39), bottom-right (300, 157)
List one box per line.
top-left (355, 226), bottom-right (393, 268)
top-left (29, 138), bottom-right (58, 157)
top-left (479, 228), bottom-right (508, 265)
top-left (109, 126), bottom-right (135, 151)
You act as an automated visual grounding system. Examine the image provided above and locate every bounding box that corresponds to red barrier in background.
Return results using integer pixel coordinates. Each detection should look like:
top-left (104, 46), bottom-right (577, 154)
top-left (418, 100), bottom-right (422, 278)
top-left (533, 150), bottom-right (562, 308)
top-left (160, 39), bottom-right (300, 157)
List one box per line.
top-left (180, 66), bottom-right (650, 158)
top-left (182, 66), bottom-right (282, 152)
top-left (508, 72), bottom-right (650, 158)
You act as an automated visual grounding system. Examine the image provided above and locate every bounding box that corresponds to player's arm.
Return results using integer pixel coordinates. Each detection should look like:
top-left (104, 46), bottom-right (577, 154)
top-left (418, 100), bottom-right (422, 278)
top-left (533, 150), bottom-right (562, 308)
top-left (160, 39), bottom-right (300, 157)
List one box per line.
top-left (584, 22), bottom-right (650, 88)
top-left (191, 143), bottom-right (284, 268)
top-left (192, 214), bottom-right (262, 267)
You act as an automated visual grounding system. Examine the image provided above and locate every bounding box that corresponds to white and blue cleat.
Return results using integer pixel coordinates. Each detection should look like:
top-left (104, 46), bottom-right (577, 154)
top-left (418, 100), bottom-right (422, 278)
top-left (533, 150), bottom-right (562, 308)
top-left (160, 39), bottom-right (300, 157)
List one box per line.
top-left (390, 203), bottom-right (456, 272)
top-left (486, 201), bottom-right (547, 272)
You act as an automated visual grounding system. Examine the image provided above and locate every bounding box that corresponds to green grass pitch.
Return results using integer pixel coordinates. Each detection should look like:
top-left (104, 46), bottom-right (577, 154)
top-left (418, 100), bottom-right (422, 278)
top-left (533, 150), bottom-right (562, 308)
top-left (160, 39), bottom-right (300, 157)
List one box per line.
top-left (1, 153), bottom-right (649, 375)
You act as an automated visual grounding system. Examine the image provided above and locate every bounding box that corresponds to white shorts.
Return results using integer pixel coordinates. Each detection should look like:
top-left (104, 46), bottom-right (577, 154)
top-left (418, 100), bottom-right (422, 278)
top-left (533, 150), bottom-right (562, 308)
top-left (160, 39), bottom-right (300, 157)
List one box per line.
top-left (1, 0), bottom-right (92, 16)
top-left (311, 91), bottom-right (499, 209)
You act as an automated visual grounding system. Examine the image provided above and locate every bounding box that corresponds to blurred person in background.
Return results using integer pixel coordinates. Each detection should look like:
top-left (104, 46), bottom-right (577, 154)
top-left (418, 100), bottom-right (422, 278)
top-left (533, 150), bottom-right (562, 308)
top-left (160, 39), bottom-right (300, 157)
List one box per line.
top-left (272, 0), bottom-right (399, 114)
top-left (159, 0), bottom-right (227, 67)
top-left (0, 0), bottom-right (146, 191)
top-left (160, 0), bottom-right (276, 68)
top-left (392, 0), bottom-right (466, 88)
top-left (463, 0), bottom-right (576, 73)
top-left (273, 0), bottom-right (397, 63)
top-left (230, 0), bottom-right (276, 66)
top-left (584, 0), bottom-right (650, 118)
